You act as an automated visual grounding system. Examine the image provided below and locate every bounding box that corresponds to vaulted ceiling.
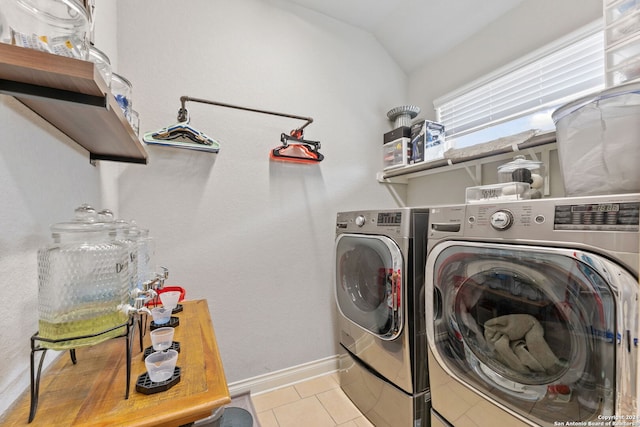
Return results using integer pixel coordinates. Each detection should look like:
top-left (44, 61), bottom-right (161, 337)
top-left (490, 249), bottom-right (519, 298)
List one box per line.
top-left (283, 0), bottom-right (526, 73)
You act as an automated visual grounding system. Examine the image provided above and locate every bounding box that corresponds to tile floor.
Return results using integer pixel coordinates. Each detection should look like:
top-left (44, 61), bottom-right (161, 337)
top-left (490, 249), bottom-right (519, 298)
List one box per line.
top-left (252, 372), bottom-right (374, 427)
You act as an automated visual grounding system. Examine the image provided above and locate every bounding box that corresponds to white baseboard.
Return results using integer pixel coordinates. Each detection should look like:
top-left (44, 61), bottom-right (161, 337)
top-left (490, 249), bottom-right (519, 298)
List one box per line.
top-left (228, 355), bottom-right (340, 397)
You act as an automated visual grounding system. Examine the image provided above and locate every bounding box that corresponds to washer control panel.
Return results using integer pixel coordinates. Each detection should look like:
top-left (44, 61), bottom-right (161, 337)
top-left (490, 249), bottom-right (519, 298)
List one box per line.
top-left (554, 201), bottom-right (639, 231)
top-left (434, 195), bottom-right (639, 266)
top-left (467, 203), bottom-right (538, 233)
top-left (465, 195), bottom-right (640, 239)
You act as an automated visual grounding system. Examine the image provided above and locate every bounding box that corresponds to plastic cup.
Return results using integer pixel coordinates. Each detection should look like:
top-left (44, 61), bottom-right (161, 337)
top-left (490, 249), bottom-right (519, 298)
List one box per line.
top-left (160, 291), bottom-right (180, 311)
top-left (151, 307), bottom-right (171, 325)
top-left (150, 327), bottom-right (174, 351)
top-left (145, 349), bottom-right (178, 383)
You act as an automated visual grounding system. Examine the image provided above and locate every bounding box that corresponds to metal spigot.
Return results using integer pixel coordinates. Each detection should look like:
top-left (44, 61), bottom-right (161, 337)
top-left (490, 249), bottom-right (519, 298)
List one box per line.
top-left (158, 266), bottom-right (169, 287)
top-left (120, 297), bottom-right (152, 317)
top-left (133, 297), bottom-right (152, 316)
top-left (131, 287), bottom-right (157, 300)
top-left (142, 266), bottom-right (170, 291)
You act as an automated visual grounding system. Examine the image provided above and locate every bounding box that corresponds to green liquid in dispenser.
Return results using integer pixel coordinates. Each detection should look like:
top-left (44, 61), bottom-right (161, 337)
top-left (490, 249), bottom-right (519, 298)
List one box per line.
top-left (38, 311), bottom-right (128, 350)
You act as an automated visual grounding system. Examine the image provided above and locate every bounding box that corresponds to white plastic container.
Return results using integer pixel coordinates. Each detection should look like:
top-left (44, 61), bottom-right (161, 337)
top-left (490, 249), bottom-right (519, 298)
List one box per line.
top-left (465, 182), bottom-right (531, 203)
top-left (160, 291), bottom-right (180, 311)
top-left (605, 0), bottom-right (640, 86)
top-left (151, 306), bottom-right (172, 325)
top-left (145, 349), bottom-right (178, 383)
top-left (552, 81), bottom-right (640, 196)
top-left (150, 327), bottom-right (175, 351)
top-left (383, 126), bottom-right (411, 170)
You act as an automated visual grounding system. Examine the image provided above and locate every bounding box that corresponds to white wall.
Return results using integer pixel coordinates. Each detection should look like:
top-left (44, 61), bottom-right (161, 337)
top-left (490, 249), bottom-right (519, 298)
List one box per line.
top-left (0, 101), bottom-right (103, 413)
top-left (112, 0), bottom-right (406, 384)
top-left (405, 0), bottom-right (602, 206)
top-left (0, 0), bottom-right (118, 415)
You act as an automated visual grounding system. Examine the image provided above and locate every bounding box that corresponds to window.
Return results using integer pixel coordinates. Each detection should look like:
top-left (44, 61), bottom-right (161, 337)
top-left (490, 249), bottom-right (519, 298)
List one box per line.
top-left (434, 22), bottom-right (604, 149)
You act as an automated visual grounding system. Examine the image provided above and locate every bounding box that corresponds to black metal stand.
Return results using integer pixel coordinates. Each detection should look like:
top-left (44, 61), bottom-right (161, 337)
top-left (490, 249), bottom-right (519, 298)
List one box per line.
top-left (28, 319), bottom-right (133, 423)
top-left (137, 312), bottom-right (147, 352)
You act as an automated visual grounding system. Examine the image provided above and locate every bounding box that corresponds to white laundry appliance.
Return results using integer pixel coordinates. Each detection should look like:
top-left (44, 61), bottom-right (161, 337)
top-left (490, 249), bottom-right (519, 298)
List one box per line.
top-left (425, 194), bottom-right (639, 426)
top-left (335, 208), bottom-right (430, 427)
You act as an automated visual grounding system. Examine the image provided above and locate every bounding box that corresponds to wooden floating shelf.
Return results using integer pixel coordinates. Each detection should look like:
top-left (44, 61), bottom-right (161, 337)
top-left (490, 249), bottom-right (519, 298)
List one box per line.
top-left (0, 43), bottom-right (148, 164)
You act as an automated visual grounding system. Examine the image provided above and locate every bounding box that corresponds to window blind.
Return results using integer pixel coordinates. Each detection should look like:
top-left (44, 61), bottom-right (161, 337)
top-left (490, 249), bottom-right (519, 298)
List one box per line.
top-left (434, 27), bottom-right (604, 139)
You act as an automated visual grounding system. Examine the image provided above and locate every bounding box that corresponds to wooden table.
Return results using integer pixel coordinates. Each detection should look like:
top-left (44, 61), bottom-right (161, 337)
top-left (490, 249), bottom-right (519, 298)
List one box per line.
top-left (0, 299), bottom-right (230, 426)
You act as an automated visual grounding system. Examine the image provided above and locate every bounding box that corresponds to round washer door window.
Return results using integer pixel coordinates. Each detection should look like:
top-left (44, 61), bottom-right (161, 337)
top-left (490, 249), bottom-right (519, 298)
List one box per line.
top-left (453, 259), bottom-right (574, 386)
top-left (427, 241), bottom-right (638, 424)
top-left (335, 234), bottom-right (403, 340)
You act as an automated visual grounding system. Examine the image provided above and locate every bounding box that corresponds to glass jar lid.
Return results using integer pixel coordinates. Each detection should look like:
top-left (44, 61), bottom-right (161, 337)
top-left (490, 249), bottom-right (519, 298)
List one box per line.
top-left (50, 203), bottom-right (112, 234)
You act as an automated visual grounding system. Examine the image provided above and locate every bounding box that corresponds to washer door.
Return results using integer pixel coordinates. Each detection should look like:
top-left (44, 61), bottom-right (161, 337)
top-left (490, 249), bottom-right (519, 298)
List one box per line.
top-left (426, 241), bottom-right (639, 425)
top-left (335, 234), bottom-right (403, 340)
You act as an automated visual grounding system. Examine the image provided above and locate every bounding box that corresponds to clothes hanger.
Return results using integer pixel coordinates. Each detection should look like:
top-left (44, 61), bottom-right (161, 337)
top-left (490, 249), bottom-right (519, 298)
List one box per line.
top-left (270, 130), bottom-right (324, 163)
top-left (176, 96), bottom-right (324, 163)
top-left (142, 96), bottom-right (323, 160)
top-left (143, 108), bottom-right (220, 152)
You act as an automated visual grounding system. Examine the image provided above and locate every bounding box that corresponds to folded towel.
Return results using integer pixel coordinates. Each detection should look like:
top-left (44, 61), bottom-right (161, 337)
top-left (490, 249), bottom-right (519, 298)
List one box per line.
top-left (443, 129), bottom-right (539, 160)
top-left (484, 314), bottom-right (560, 374)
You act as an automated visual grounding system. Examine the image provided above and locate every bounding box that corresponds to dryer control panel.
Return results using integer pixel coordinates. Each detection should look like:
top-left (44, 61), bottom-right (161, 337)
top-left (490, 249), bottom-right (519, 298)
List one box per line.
top-left (336, 208), bottom-right (429, 238)
top-left (336, 211), bottom-right (405, 234)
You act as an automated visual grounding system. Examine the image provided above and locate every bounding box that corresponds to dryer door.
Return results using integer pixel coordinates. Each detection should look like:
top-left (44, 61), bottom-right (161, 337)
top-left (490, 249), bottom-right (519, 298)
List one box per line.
top-left (426, 241), bottom-right (639, 425)
top-left (335, 234), bottom-right (404, 340)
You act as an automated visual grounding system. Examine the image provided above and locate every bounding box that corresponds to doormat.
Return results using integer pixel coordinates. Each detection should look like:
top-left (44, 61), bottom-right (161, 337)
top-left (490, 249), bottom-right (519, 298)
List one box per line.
top-left (222, 392), bottom-right (261, 427)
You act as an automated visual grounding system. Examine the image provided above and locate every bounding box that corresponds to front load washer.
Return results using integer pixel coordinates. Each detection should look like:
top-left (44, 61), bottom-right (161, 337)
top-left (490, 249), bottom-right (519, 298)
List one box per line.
top-left (335, 208), bottom-right (430, 427)
top-left (425, 194), bottom-right (639, 427)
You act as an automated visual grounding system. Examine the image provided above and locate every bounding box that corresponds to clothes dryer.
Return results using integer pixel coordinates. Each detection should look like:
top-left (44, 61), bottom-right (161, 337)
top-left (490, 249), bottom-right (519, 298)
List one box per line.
top-left (425, 194), bottom-right (639, 427)
top-left (335, 208), bottom-right (430, 427)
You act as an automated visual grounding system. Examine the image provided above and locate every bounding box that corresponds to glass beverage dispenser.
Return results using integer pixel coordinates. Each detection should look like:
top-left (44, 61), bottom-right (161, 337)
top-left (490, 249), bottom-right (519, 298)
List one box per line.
top-left (37, 204), bottom-right (130, 349)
